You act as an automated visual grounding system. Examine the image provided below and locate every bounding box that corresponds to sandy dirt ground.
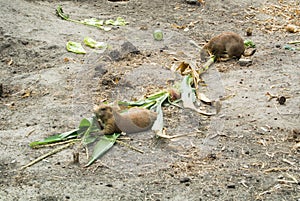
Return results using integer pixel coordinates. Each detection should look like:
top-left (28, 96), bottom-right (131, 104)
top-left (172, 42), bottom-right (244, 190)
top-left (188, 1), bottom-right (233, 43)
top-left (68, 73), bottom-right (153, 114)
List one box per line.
top-left (0, 0), bottom-right (299, 200)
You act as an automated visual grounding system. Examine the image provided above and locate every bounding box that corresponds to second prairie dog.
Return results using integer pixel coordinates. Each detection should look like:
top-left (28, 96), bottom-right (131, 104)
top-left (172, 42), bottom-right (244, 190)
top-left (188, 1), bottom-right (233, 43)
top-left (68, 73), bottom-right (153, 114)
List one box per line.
top-left (201, 32), bottom-right (255, 61)
top-left (94, 104), bottom-right (157, 135)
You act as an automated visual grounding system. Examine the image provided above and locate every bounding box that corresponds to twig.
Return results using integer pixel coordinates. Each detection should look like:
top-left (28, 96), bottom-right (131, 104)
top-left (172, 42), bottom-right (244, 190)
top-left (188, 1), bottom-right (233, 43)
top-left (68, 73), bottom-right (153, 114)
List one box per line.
top-left (288, 40), bottom-right (300, 44)
top-left (116, 140), bottom-right (144, 154)
top-left (155, 130), bottom-right (195, 139)
top-left (264, 167), bottom-right (300, 173)
top-left (282, 158), bottom-right (296, 166)
top-left (277, 179), bottom-right (298, 184)
top-left (20, 141), bottom-right (76, 170)
top-left (25, 129), bottom-right (35, 137)
top-left (285, 173), bottom-right (299, 184)
top-left (258, 184), bottom-right (281, 197)
top-left (265, 91), bottom-right (278, 101)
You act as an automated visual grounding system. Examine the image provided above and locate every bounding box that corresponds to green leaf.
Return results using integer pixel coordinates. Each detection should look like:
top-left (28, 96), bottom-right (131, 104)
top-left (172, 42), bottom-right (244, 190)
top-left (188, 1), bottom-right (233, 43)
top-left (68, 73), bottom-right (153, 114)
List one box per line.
top-left (85, 133), bottom-right (120, 167)
top-left (79, 118), bottom-right (93, 128)
top-left (66, 41), bottom-right (86, 54)
top-left (146, 90), bottom-right (168, 100)
top-left (29, 129), bottom-right (79, 148)
top-left (118, 99), bottom-right (155, 107)
top-left (81, 116), bottom-right (102, 146)
top-left (244, 39), bottom-right (256, 48)
top-left (29, 118), bottom-right (97, 148)
top-left (59, 128), bottom-right (80, 139)
top-left (83, 37), bottom-right (108, 49)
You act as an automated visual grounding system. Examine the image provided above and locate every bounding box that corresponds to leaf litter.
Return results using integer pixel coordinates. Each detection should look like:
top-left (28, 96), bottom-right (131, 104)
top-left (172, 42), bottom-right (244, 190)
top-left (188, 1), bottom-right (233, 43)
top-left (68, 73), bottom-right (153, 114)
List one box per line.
top-left (24, 5), bottom-right (226, 169)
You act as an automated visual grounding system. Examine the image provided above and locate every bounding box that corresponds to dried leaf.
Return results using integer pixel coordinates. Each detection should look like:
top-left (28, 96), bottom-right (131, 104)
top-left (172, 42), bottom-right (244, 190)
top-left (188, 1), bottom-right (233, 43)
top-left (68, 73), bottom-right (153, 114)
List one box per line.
top-left (22, 90), bottom-right (31, 98)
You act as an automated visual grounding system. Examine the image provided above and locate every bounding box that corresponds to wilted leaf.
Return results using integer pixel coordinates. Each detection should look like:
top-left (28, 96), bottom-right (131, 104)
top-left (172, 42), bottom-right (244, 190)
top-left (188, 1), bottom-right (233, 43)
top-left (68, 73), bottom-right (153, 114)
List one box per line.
top-left (81, 18), bottom-right (104, 28)
top-left (85, 133), bottom-right (120, 167)
top-left (105, 17), bottom-right (128, 26)
top-left (181, 75), bottom-right (216, 116)
top-left (198, 92), bottom-right (212, 104)
top-left (151, 93), bottom-right (169, 132)
top-left (176, 61), bottom-right (190, 75)
top-left (181, 75), bottom-right (196, 109)
top-left (66, 41), bottom-right (86, 54)
top-left (83, 37), bottom-right (108, 49)
top-left (56, 6), bottom-right (128, 31)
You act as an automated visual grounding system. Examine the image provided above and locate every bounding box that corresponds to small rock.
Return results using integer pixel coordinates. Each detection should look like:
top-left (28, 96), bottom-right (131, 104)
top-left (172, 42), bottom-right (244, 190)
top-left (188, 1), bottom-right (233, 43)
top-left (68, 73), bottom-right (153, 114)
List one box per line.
top-left (180, 177), bottom-right (191, 183)
top-left (108, 50), bottom-right (122, 61)
top-left (238, 58), bottom-right (252, 66)
top-left (285, 24), bottom-right (298, 33)
top-left (121, 41), bottom-right (140, 55)
top-left (246, 27), bottom-right (253, 36)
top-left (94, 63), bottom-right (108, 77)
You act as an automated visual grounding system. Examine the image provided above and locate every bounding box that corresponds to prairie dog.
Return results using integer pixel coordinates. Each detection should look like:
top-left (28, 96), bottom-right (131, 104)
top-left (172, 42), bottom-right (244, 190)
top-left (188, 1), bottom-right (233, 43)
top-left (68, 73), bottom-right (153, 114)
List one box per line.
top-left (200, 32), bottom-right (256, 61)
top-left (94, 104), bottom-right (157, 135)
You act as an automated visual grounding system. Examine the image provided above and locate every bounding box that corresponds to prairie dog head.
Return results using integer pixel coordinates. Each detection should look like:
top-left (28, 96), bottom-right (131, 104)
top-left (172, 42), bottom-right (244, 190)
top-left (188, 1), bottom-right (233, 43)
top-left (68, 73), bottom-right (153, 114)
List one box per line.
top-left (93, 104), bottom-right (113, 122)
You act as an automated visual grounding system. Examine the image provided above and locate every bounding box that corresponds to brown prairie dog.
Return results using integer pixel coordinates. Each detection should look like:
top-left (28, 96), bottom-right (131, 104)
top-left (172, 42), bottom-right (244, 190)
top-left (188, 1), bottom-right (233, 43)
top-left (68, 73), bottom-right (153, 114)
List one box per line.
top-left (200, 32), bottom-right (256, 61)
top-left (94, 104), bottom-right (157, 135)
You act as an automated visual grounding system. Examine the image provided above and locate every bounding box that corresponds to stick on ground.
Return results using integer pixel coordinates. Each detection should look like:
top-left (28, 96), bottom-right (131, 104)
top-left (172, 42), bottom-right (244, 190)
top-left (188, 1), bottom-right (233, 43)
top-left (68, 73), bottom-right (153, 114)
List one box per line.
top-left (20, 141), bottom-right (76, 170)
